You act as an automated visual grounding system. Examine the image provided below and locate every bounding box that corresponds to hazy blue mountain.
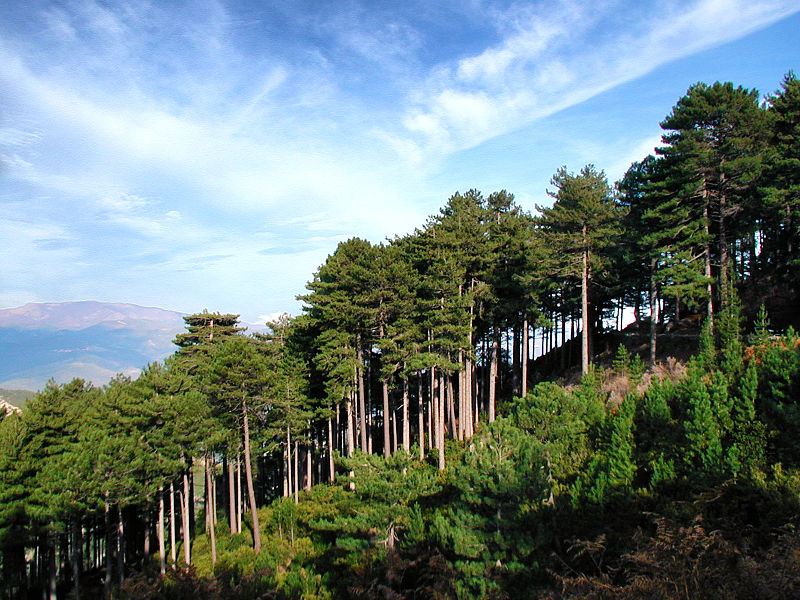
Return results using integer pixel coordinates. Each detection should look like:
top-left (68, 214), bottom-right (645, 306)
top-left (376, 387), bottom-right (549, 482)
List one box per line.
top-left (0, 301), bottom-right (187, 391)
top-left (0, 388), bottom-right (33, 409)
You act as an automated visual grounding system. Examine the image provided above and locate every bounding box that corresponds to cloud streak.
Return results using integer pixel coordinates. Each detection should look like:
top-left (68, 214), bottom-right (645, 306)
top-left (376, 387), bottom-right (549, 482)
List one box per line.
top-left (389, 0), bottom-right (800, 163)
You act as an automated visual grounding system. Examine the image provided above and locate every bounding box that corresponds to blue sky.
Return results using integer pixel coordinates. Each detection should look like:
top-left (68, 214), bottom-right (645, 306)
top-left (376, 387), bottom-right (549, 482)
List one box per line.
top-left (1, 0), bottom-right (798, 326)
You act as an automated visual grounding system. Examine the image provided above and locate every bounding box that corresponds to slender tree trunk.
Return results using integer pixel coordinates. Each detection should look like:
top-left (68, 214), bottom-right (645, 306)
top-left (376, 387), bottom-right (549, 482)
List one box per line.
top-left (205, 458), bottom-right (211, 534)
top-left (719, 175), bottom-right (729, 306)
top-left (306, 441), bottom-right (312, 491)
top-left (446, 375), bottom-right (456, 438)
top-left (212, 468), bottom-right (217, 526)
top-left (71, 518), bottom-right (82, 600)
top-left (169, 483), bottom-right (176, 566)
top-left (228, 459), bottom-right (236, 534)
top-left (104, 498), bottom-right (112, 598)
top-left (522, 319), bottom-right (529, 397)
top-left (117, 506), bottom-right (125, 586)
top-left (188, 458), bottom-right (195, 541)
top-left (649, 258), bottom-right (658, 364)
top-left (327, 417), bottom-right (335, 482)
top-left (205, 455), bottom-right (217, 566)
top-left (456, 355), bottom-right (465, 441)
top-left (293, 439), bottom-right (299, 504)
top-left (345, 394), bottom-right (355, 457)
top-left (391, 400), bottom-right (398, 454)
top-left (366, 358), bottom-right (373, 455)
top-left (489, 330), bottom-right (498, 422)
top-left (418, 372), bottom-right (425, 460)
top-left (357, 343), bottom-right (368, 452)
top-left (144, 511), bottom-right (151, 558)
top-left (382, 380), bottom-right (391, 458)
top-left (48, 534), bottom-right (57, 600)
top-left (402, 378), bottom-right (410, 452)
top-left (236, 455), bottom-right (242, 534)
top-left (335, 402), bottom-right (341, 456)
top-left (704, 196), bottom-right (714, 326)
top-left (437, 369), bottom-right (446, 470)
top-left (464, 357), bottom-right (473, 439)
top-left (182, 470), bottom-right (191, 568)
top-left (158, 490), bottom-right (166, 575)
top-left (581, 225), bottom-right (590, 376)
top-left (242, 399), bottom-right (262, 554)
top-left (512, 325), bottom-right (521, 395)
top-left (427, 368), bottom-right (434, 451)
top-left (285, 428), bottom-right (292, 498)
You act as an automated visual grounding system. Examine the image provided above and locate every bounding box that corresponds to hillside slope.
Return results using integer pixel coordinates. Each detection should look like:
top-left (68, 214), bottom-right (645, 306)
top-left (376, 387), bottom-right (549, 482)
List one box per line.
top-left (0, 301), bottom-right (186, 391)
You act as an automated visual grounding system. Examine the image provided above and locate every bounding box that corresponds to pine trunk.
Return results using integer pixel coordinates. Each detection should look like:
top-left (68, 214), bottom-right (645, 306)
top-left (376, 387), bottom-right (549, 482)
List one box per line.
top-left (242, 399), bottom-right (262, 553)
top-left (293, 440), bottom-right (299, 504)
top-left (719, 184), bottom-right (730, 305)
top-left (446, 375), bottom-right (456, 438)
top-left (704, 193), bottom-right (714, 326)
top-left (205, 456), bottom-right (217, 566)
top-left (327, 417), bottom-right (335, 482)
top-left (418, 372), bottom-right (425, 460)
top-left (345, 394), bottom-right (355, 457)
top-left (48, 534), bottom-right (57, 600)
top-left (169, 483), bottom-right (176, 566)
top-left (437, 370), bottom-right (446, 469)
top-left (182, 470), bottom-right (191, 567)
top-left (382, 380), bottom-right (391, 458)
top-left (228, 458), bottom-right (236, 534)
top-left (489, 330), bottom-right (498, 423)
top-left (649, 258), bottom-right (658, 364)
top-left (236, 455), bottom-right (242, 533)
top-left (117, 506), bottom-right (125, 586)
top-left (158, 490), bottom-right (166, 574)
top-left (285, 429), bottom-right (292, 498)
top-left (521, 319), bottom-right (529, 397)
top-left (306, 442), bottom-right (312, 491)
top-left (581, 225), bottom-right (590, 376)
top-left (71, 518), bottom-right (82, 600)
top-left (402, 378), bottom-right (410, 452)
top-left (357, 343), bottom-right (368, 452)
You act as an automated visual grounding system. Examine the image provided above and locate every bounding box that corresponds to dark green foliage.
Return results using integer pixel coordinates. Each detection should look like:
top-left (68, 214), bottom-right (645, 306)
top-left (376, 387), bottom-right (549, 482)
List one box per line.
top-left (727, 360), bottom-right (766, 478)
top-left (717, 282), bottom-right (744, 378)
top-left (681, 365), bottom-right (724, 479)
top-left (697, 318), bottom-right (716, 370)
top-left (515, 381), bottom-right (603, 495)
top-left (752, 329), bottom-right (800, 465)
top-left (635, 377), bottom-right (678, 489)
top-left (427, 418), bottom-right (546, 598)
top-left (760, 72), bottom-right (800, 298)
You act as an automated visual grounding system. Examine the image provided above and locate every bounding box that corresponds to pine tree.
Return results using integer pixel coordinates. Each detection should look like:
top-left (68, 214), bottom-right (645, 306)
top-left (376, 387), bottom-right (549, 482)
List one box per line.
top-left (172, 310), bottom-right (244, 371)
top-left (0, 413), bottom-right (28, 594)
top-left (681, 365), bottom-right (723, 480)
top-left (658, 81), bottom-right (765, 320)
top-left (258, 314), bottom-right (314, 502)
top-left (205, 336), bottom-right (269, 553)
top-left (760, 71), bottom-right (800, 297)
top-left (301, 238), bottom-right (379, 454)
top-left (539, 165), bottom-right (621, 374)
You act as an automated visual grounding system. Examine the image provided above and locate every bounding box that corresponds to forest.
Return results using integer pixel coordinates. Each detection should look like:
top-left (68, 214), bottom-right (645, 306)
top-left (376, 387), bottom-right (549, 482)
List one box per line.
top-left (1, 72), bottom-right (799, 599)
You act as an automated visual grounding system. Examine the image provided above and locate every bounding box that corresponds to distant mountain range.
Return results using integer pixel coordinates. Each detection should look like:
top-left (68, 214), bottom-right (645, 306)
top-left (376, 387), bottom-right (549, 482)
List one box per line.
top-left (0, 301), bottom-right (188, 392)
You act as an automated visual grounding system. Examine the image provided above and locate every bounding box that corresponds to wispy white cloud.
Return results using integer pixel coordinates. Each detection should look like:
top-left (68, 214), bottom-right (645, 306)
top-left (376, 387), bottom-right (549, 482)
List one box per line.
top-left (387, 0), bottom-right (800, 164)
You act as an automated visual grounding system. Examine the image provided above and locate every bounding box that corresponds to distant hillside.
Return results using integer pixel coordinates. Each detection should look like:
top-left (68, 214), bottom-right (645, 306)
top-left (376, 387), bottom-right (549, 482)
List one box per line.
top-left (0, 388), bottom-right (33, 408)
top-left (0, 301), bottom-right (187, 391)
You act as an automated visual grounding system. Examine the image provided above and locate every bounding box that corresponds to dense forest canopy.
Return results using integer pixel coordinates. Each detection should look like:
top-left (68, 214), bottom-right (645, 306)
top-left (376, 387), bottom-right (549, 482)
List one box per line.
top-left (2, 72), bottom-right (800, 599)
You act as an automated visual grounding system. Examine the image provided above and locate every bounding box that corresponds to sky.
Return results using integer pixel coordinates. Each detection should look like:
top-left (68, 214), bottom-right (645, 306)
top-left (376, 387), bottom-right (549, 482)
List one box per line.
top-left (1, 0), bottom-right (799, 326)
